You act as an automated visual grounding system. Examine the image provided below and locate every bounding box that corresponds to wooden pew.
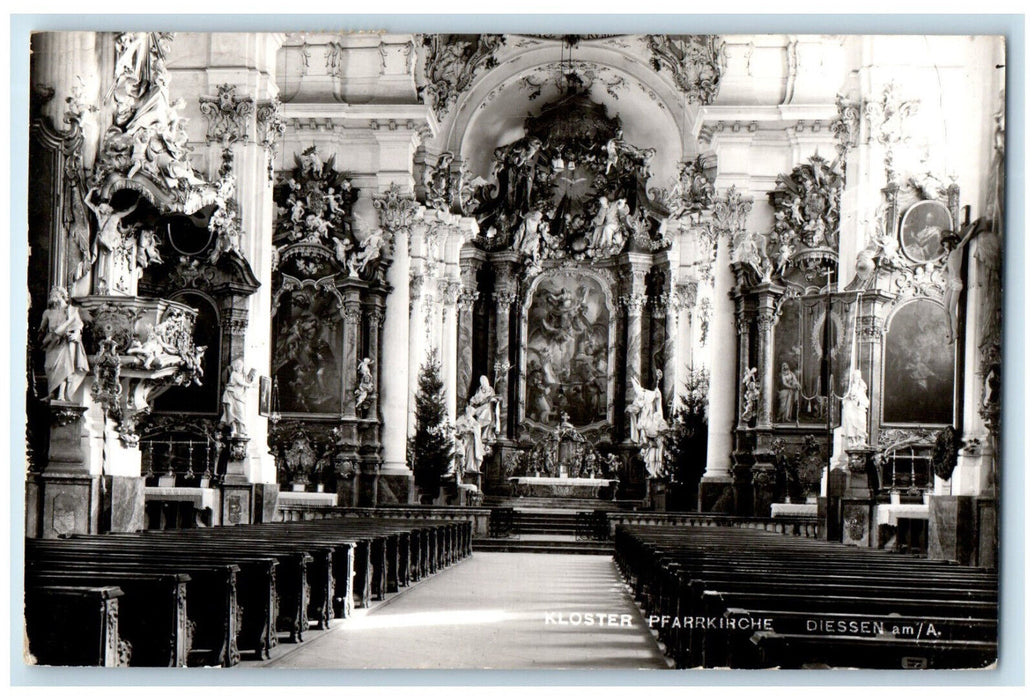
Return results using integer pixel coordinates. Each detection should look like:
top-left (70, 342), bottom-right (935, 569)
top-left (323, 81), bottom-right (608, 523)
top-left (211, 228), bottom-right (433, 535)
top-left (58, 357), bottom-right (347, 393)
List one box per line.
top-left (26, 572), bottom-right (189, 667)
top-left (24, 515), bottom-right (472, 667)
top-left (613, 525), bottom-right (998, 670)
top-left (27, 543), bottom-right (242, 667)
top-left (25, 585), bottom-right (125, 667)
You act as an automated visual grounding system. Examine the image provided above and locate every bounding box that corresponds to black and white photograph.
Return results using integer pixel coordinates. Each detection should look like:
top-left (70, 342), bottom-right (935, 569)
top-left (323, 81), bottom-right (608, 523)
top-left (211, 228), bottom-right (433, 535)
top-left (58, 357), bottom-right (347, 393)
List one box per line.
top-left (17, 25), bottom-right (1008, 674)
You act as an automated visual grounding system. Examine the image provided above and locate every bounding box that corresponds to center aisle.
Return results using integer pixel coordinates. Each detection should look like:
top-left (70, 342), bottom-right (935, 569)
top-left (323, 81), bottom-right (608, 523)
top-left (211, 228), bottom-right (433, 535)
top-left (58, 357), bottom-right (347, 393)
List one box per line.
top-left (262, 552), bottom-right (669, 669)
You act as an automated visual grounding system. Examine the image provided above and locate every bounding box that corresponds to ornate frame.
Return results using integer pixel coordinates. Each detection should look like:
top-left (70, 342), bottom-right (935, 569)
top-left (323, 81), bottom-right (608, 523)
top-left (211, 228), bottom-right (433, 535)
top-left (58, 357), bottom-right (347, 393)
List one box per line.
top-left (880, 297), bottom-right (958, 428)
top-left (516, 266), bottom-right (618, 434)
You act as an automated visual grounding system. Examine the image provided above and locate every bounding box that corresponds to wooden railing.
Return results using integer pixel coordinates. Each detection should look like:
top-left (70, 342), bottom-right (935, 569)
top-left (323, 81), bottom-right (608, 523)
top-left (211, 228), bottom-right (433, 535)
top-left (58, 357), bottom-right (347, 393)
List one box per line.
top-left (274, 504), bottom-right (493, 537)
top-left (605, 511), bottom-right (819, 538)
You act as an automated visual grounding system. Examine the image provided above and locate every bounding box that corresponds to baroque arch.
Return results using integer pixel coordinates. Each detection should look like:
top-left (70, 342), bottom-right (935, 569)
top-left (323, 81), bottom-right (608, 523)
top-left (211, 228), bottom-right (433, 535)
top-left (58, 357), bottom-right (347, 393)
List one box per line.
top-left (436, 40), bottom-right (701, 186)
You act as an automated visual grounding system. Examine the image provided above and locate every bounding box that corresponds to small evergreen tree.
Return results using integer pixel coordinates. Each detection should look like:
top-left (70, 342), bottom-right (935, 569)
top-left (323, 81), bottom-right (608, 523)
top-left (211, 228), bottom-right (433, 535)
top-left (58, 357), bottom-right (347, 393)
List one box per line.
top-left (408, 350), bottom-right (454, 501)
top-left (662, 368), bottom-right (710, 502)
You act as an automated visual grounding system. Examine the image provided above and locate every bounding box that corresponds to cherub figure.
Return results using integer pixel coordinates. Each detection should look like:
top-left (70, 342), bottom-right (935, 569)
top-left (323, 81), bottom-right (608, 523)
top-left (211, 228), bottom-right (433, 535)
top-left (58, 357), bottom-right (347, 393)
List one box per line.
top-left (136, 227), bottom-right (163, 271)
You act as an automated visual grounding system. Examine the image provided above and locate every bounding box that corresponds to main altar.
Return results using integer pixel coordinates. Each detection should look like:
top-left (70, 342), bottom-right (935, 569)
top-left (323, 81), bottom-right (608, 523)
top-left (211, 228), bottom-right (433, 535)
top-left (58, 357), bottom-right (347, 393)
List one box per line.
top-left (444, 76), bottom-right (707, 501)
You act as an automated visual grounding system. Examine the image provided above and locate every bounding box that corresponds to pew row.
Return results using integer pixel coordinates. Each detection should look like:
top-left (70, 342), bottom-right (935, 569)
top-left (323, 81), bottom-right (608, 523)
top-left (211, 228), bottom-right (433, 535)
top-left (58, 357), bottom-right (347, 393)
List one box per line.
top-left (614, 525), bottom-right (998, 670)
top-left (24, 517), bottom-right (472, 667)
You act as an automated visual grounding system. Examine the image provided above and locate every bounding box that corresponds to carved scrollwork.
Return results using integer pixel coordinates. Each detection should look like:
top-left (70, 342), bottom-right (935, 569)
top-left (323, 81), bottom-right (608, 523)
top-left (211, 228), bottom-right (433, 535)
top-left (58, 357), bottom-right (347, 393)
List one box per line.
top-left (864, 82), bottom-right (919, 184)
top-left (620, 293), bottom-right (648, 314)
top-left (756, 309), bottom-right (776, 332)
top-left (457, 289), bottom-right (480, 312)
top-left (832, 93), bottom-right (861, 170)
top-left (274, 147), bottom-right (357, 271)
top-left (471, 88), bottom-right (667, 264)
top-left (93, 32), bottom-right (218, 215)
top-left (256, 97), bottom-right (286, 181)
top-left (199, 84), bottom-right (255, 146)
top-left (877, 427), bottom-right (942, 450)
top-left (374, 184), bottom-right (423, 241)
top-left (892, 264), bottom-right (947, 299)
top-left (418, 34), bottom-right (506, 121)
top-left (644, 35), bottom-right (726, 105)
top-left (672, 281), bottom-right (697, 312)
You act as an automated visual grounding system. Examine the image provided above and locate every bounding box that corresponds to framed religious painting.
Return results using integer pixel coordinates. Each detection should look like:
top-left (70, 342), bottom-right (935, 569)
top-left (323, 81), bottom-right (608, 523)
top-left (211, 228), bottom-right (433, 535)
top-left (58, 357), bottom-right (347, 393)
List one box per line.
top-left (899, 200), bottom-right (953, 264)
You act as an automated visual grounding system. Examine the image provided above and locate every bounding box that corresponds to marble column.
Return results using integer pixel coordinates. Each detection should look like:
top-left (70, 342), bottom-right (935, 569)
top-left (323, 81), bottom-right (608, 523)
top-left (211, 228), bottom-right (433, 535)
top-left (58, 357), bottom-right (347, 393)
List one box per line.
top-left (455, 262), bottom-right (480, 409)
top-left (342, 294), bottom-right (363, 420)
top-left (406, 266), bottom-right (427, 439)
top-left (440, 278), bottom-right (461, 421)
top-left (623, 265), bottom-right (649, 403)
top-left (670, 279), bottom-right (697, 408)
top-left (733, 300), bottom-right (751, 430)
top-left (755, 299), bottom-right (777, 429)
top-left (366, 304), bottom-right (385, 422)
top-left (491, 286), bottom-right (518, 439)
top-left (702, 244), bottom-right (736, 486)
top-left (381, 229), bottom-right (411, 472)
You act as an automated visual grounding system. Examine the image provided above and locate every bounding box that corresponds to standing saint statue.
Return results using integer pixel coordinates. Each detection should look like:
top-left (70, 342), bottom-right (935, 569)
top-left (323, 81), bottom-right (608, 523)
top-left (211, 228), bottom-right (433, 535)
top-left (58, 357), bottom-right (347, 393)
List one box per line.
top-left (841, 369), bottom-right (870, 447)
top-left (454, 404), bottom-right (485, 475)
top-left (777, 362), bottom-right (802, 422)
top-left (626, 377), bottom-right (648, 443)
top-left (39, 286), bottom-right (89, 402)
top-left (468, 375), bottom-right (500, 443)
top-left (221, 359), bottom-right (257, 437)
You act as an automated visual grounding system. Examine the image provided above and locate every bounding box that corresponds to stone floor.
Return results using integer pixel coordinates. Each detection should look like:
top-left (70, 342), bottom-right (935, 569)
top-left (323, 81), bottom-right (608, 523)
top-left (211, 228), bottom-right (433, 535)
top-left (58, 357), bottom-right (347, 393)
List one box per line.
top-left (256, 552), bottom-right (670, 669)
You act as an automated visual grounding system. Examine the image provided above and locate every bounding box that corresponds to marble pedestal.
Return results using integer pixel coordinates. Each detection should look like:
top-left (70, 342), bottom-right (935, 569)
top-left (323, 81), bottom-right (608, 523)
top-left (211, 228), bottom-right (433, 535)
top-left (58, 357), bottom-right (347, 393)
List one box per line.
top-left (698, 475), bottom-right (734, 513)
top-left (928, 495), bottom-right (998, 567)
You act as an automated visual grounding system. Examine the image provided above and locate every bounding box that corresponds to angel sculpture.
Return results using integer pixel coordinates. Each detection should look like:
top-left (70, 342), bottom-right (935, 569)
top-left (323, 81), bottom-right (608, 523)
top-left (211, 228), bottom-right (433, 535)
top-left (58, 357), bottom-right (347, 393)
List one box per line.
top-left (513, 209), bottom-right (545, 260)
top-left (348, 229), bottom-right (386, 278)
top-left (332, 236), bottom-right (354, 269)
top-left (126, 323), bottom-right (179, 369)
top-left (136, 228), bottom-right (163, 271)
top-left (354, 357), bottom-right (375, 410)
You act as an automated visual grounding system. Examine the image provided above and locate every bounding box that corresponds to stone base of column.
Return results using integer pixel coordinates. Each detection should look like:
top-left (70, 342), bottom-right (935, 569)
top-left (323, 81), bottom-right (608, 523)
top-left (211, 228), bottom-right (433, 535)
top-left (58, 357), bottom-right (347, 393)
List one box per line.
top-left (376, 467), bottom-right (415, 505)
top-left (37, 472), bottom-right (147, 538)
top-left (750, 462), bottom-right (778, 518)
top-left (26, 474), bottom-right (42, 537)
top-left (106, 476), bottom-right (146, 533)
top-left (253, 482), bottom-right (281, 523)
top-left (928, 495), bottom-right (998, 567)
top-left (483, 441), bottom-right (517, 495)
top-left (698, 475), bottom-right (734, 514)
top-left (45, 401), bottom-right (88, 472)
top-left (840, 498), bottom-right (874, 548)
top-left (221, 482), bottom-right (256, 526)
top-left (39, 473), bottom-right (102, 538)
top-left (818, 469), bottom-right (847, 541)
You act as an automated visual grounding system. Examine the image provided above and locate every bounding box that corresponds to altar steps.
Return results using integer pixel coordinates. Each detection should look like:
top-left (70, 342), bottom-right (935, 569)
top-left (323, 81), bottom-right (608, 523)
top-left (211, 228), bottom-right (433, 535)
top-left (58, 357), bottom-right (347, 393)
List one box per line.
top-left (472, 506), bottom-right (616, 554)
top-left (472, 537), bottom-right (613, 555)
top-left (481, 496), bottom-right (627, 511)
top-left (511, 511), bottom-right (580, 535)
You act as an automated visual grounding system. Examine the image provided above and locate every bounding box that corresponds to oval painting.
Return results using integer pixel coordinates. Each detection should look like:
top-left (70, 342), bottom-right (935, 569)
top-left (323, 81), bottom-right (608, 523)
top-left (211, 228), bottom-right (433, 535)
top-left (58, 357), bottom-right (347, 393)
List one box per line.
top-left (899, 200), bottom-right (952, 264)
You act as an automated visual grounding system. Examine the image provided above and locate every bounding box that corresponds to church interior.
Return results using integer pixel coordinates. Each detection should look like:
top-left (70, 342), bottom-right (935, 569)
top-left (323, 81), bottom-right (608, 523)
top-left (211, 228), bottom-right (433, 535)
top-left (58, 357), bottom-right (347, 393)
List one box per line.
top-left (21, 31), bottom-right (1004, 670)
